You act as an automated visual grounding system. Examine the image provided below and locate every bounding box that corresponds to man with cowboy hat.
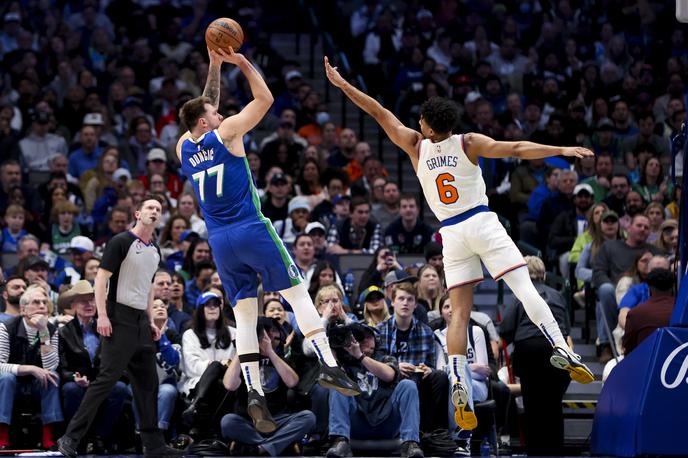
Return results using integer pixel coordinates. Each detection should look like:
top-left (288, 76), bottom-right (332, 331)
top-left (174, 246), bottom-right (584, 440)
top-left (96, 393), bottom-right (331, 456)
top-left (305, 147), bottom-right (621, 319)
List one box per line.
top-left (57, 281), bottom-right (129, 453)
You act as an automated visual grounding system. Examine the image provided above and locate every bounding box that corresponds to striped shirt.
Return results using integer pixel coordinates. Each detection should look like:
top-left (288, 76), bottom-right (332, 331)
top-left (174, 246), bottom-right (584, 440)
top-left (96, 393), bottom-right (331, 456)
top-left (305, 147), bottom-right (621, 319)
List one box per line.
top-left (0, 320), bottom-right (59, 374)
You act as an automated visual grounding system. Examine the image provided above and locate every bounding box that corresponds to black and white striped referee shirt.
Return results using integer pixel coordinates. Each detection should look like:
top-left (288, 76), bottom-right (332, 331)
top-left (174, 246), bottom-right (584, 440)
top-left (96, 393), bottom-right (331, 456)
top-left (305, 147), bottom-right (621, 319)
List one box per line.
top-left (100, 231), bottom-right (161, 310)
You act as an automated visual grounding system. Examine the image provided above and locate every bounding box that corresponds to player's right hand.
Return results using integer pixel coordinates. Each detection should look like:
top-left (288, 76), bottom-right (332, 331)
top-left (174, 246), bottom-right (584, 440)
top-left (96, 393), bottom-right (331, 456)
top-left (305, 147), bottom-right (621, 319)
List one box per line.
top-left (97, 315), bottom-right (113, 337)
top-left (217, 47), bottom-right (244, 66)
top-left (562, 146), bottom-right (594, 158)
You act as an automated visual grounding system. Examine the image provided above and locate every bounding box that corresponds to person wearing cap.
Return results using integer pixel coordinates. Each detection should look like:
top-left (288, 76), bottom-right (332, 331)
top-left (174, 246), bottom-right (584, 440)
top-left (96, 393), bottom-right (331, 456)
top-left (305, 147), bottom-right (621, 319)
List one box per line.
top-left (326, 196), bottom-right (382, 255)
top-left (583, 117), bottom-right (620, 156)
top-left (52, 236), bottom-right (96, 290)
top-left (68, 125), bottom-right (103, 179)
top-left (18, 105), bottom-right (68, 173)
top-left (137, 148), bottom-right (183, 199)
top-left (58, 194), bottom-right (184, 458)
top-left (272, 196), bottom-right (311, 246)
top-left (221, 317), bottom-right (316, 456)
top-left (330, 193), bottom-right (352, 225)
top-left (260, 172), bottom-right (291, 223)
top-left (303, 221), bottom-right (327, 259)
top-left (548, 183), bottom-right (594, 276)
top-left (18, 255), bottom-right (51, 287)
top-left (655, 218), bottom-right (678, 258)
top-left (57, 281), bottom-right (129, 451)
top-left (384, 194), bottom-right (435, 255)
top-left (326, 61), bottom-right (596, 430)
top-left (0, 285), bottom-right (63, 450)
top-left (0, 275), bottom-right (27, 324)
top-left (360, 286), bottom-right (389, 327)
top-left (271, 69), bottom-right (304, 118)
top-left (178, 291), bottom-right (236, 428)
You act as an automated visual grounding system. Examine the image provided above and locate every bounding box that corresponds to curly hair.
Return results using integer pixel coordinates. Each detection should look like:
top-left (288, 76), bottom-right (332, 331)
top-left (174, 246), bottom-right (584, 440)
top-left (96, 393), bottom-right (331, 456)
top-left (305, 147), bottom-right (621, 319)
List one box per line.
top-left (420, 97), bottom-right (459, 134)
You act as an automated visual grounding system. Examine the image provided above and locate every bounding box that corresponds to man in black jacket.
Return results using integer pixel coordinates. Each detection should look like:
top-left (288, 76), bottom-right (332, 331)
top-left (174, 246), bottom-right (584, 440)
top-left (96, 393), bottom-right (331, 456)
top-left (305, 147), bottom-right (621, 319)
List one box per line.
top-left (326, 197), bottom-right (382, 255)
top-left (547, 183), bottom-right (593, 276)
top-left (58, 281), bottom-right (129, 449)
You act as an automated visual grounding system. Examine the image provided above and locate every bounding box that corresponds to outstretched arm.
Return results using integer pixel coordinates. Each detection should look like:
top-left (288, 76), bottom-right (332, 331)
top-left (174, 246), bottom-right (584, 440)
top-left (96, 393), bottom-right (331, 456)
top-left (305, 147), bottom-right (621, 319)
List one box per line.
top-left (463, 132), bottom-right (593, 164)
top-left (217, 48), bottom-right (273, 140)
top-left (324, 56), bottom-right (422, 166)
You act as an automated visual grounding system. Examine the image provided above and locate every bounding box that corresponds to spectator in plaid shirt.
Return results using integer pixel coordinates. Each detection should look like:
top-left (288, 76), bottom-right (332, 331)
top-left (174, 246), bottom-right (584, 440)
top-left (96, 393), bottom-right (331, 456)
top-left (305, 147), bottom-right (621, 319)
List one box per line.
top-left (377, 283), bottom-right (449, 432)
top-left (326, 196), bottom-right (382, 254)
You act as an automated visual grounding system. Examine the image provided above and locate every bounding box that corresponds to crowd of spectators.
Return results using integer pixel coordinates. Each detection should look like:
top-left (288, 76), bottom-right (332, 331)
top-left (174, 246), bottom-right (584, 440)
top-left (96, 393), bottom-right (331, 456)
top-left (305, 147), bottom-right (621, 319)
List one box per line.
top-left (0, 0), bottom-right (683, 455)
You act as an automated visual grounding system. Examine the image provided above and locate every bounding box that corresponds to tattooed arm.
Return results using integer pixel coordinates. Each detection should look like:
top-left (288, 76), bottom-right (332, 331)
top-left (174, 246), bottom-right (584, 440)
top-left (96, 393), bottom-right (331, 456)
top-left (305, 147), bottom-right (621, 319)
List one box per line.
top-left (203, 49), bottom-right (224, 108)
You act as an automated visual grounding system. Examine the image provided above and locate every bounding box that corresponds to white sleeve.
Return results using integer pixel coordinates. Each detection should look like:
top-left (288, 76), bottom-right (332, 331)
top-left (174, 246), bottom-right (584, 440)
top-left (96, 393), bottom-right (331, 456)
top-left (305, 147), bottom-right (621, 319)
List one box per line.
top-left (181, 330), bottom-right (210, 379)
top-left (472, 326), bottom-right (489, 366)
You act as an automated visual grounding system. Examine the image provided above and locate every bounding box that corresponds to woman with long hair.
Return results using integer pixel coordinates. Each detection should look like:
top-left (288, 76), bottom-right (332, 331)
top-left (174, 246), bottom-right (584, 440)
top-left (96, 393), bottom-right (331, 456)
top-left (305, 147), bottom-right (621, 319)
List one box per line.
top-left (295, 157), bottom-right (327, 208)
top-left (361, 287), bottom-right (390, 327)
top-left (81, 147), bottom-right (120, 212)
top-left (314, 284), bottom-right (356, 328)
top-left (644, 202), bottom-right (665, 243)
top-left (307, 260), bottom-right (339, 301)
top-left (179, 290), bottom-right (236, 427)
top-left (575, 209), bottom-right (623, 284)
top-left (634, 156), bottom-right (670, 204)
top-left (180, 238), bottom-right (212, 281)
top-left (417, 264), bottom-right (445, 321)
top-left (159, 214), bottom-right (191, 262)
top-left (615, 249), bottom-right (654, 305)
top-left (655, 219), bottom-right (678, 260)
top-left (169, 272), bottom-right (192, 332)
top-left (569, 202), bottom-right (608, 266)
top-left (357, 246), bottom-right (402, 297)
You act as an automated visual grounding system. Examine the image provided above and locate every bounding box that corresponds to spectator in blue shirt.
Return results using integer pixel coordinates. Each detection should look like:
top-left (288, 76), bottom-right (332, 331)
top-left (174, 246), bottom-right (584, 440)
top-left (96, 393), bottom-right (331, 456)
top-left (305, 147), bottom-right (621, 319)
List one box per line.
top-left (68, 125), bottom-right (102, 179)
top-left (618, 255), bottom-right (670, 330)
top-left (377, 282), bottom-right (449, 432)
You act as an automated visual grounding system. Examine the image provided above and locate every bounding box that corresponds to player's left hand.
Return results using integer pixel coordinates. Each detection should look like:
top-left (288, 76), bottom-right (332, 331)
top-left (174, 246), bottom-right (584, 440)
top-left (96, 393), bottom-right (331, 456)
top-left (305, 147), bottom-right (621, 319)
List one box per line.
top-left (150, 322), bottom-right (161, 341)
top-left (562, 146), bottom-right (594, 158)
top-left (218, 46), bottom-right (245, 66)
top-left (324, 56), bottom-right (347, 88)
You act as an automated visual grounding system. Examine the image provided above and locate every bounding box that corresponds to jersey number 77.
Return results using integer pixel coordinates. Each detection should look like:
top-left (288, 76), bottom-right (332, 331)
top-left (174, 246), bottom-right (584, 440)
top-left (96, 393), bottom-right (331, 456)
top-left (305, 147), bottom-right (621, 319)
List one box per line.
top-left (435, 172), bottom-right (459, 204)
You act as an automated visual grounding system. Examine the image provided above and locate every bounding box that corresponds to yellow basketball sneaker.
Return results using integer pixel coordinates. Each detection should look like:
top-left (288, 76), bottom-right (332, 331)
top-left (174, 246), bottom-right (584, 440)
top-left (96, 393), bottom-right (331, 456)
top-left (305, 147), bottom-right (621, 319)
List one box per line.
top-left (451, 381), bottom-right (478, 430)
top-left (550, 346), bottom-right (595, 384)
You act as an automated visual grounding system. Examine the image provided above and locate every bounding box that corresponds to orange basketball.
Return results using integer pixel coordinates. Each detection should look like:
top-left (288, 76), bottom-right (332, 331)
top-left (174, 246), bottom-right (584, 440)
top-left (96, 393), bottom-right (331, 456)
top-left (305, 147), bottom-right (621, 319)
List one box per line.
top-left (205, 17), bottom-right (244, 52)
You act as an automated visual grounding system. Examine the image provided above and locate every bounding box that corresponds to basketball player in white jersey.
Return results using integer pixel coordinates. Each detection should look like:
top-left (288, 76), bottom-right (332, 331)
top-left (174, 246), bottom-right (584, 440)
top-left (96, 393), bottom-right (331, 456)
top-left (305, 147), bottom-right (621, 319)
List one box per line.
top-left (325, 57), bottom-right (594, 430)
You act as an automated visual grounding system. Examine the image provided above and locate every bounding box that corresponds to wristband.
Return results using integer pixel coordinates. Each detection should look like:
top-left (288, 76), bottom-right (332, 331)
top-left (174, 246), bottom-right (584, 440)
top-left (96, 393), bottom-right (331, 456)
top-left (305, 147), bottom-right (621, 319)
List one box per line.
top-left (357, 354), bottom-right (366, 362)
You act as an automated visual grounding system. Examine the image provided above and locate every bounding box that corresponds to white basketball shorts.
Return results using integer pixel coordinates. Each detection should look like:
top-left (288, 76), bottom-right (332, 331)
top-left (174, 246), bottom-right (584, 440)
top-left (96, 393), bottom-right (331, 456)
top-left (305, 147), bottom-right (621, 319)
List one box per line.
top-left (439, 211), bottom-right (526, 289)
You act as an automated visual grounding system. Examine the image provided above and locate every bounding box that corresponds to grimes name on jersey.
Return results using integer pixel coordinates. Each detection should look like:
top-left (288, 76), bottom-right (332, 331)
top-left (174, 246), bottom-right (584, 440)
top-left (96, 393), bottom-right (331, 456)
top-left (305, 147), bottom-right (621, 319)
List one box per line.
top-left (426, 155), bottom-right (458, 170)
top-left (189, 148), bottom-right (214, 167)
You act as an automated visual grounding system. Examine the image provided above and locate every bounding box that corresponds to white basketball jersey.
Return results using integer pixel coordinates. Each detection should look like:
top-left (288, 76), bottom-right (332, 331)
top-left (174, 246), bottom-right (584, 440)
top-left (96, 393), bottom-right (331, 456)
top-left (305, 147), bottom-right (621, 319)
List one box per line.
top-left (416, 134), bottom-right (489, 221)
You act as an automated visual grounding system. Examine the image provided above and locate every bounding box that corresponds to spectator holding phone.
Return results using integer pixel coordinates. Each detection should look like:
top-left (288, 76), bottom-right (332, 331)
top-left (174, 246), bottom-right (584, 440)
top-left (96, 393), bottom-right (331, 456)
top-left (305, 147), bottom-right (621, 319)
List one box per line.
top-left (357, 246), bottom-right (402, 297)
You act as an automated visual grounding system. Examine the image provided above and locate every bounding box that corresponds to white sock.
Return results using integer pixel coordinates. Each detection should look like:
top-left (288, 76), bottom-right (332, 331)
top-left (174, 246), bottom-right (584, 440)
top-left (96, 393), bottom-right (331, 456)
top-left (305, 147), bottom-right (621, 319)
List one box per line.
top-left (234, 298), bottom-right (264, 395)
top-left (280, 283), bottom-right (338, 367)
top-left (449, 354), bottom-right (468, 386)
top-left (501, 268), bottom-right (568, 349)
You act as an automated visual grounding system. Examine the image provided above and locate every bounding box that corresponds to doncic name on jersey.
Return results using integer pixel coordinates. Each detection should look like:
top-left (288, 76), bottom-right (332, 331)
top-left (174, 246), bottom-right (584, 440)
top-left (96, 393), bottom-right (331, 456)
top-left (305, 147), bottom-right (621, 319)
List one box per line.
top-left (188, 147), bottom-right (215, 167)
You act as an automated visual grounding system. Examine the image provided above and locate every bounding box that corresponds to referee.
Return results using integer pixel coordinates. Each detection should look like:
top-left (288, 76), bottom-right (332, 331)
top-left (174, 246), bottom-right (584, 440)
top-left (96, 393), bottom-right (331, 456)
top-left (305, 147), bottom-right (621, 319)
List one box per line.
top-left (58, 195), bottom-right (184, 458)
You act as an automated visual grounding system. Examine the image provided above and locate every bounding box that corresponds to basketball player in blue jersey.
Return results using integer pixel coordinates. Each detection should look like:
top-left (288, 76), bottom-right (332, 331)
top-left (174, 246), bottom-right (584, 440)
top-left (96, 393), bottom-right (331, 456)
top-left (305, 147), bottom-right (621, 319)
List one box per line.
top-left (176, 49), bottom-right (359, 434)
top-left (325, 56), bottom-right (594, 431)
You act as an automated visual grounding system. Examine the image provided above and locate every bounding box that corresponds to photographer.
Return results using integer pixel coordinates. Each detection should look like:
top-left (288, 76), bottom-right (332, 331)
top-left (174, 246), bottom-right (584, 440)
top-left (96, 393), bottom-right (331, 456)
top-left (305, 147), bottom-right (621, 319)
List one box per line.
top-left (221, 317), bottom-right (315, 456)
top-left (326, 322), bottom-right (424, 458)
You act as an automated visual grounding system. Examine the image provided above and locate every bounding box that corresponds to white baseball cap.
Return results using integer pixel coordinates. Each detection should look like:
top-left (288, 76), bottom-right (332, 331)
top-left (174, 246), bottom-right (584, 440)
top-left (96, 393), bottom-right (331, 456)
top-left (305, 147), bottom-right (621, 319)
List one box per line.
top-left (70, 236), bottom-right (94, 253)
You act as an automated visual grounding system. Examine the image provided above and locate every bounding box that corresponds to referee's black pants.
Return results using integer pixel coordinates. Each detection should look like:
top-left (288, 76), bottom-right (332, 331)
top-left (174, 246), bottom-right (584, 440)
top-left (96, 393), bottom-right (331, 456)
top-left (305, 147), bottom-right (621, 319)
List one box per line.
top-left (65, 304), bottom-right (160, 444)
top-left (513, 337), bottom-right (571, 456)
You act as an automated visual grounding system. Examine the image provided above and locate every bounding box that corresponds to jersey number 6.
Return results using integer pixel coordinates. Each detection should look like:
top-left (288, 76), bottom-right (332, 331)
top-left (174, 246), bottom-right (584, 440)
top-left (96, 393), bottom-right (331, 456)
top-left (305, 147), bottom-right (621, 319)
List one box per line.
top-left (192, 164), bottom-right (224, 202)
top-left (435, 172), bottom-right (459, 204)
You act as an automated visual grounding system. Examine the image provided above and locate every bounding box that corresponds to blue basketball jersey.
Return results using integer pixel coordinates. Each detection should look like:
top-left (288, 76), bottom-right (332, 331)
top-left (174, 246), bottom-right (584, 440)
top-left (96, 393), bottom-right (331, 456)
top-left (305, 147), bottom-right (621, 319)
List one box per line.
top-left (179, 130), bottom-right (261, 231)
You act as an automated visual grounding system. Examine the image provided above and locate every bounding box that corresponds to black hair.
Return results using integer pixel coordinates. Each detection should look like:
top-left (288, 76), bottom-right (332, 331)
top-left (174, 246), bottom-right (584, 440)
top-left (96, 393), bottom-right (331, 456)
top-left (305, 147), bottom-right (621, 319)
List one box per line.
top-left (191, 299), bottom-right (233, 350)
top-left (181, 238), bottom-right (212, 276)
top-left (646, 268), bottom-right (674, 293)
top-left (308, 260), bottom-right (339, 300)
top-left (419, 97), bottom-right (459, 134)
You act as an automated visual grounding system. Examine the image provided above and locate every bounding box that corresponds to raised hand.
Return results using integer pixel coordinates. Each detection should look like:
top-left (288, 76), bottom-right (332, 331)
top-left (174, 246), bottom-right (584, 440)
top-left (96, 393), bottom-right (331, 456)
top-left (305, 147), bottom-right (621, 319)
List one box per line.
top-left (324, 56), bottom-right (347, 88)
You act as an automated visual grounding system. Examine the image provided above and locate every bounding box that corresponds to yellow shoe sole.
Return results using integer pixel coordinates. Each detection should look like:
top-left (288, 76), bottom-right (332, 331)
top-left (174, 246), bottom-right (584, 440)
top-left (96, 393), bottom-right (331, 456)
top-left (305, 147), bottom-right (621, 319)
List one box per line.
top-left (566, 364), bottom-right (595, 384)
top-left (454, 403), bottom-right (478, 430)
